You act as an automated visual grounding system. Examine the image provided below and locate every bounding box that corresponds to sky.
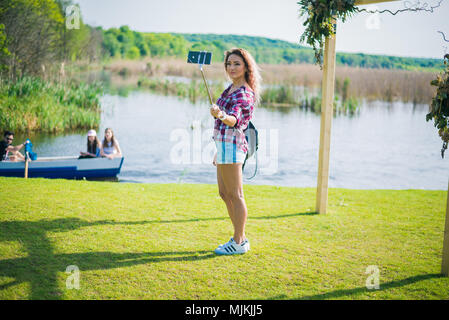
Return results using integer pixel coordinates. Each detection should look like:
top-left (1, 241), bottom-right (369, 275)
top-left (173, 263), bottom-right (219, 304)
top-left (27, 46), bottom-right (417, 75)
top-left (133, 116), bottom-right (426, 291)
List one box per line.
top-left (75, 0), bottom-right (449, 59)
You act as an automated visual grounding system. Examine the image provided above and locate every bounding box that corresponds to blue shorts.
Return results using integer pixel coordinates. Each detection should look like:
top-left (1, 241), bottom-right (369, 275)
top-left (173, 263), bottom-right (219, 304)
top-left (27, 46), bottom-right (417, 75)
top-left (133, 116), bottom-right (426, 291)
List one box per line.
top-left (215, 141), bottom-right (247, 164)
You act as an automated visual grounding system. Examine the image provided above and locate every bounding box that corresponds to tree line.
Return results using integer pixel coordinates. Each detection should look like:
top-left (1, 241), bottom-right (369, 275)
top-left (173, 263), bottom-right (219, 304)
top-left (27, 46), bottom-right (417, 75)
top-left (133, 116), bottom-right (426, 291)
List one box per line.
top-left (0, 0), bottom-right (444, 81)
top-left (0, 0), bottom-right (104, 80)
top-left (103, 30), bottom-right (444, 71)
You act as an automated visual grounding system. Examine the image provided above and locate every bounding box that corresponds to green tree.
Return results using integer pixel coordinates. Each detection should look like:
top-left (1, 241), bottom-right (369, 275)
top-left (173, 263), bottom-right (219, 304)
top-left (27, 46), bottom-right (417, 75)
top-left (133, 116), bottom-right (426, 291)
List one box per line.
top-left (0, 23), bottom-right (10, 74)
top-left (125, 46), bottom-right (140, 59)
top-left (0, 0), bottom-right (103, 78)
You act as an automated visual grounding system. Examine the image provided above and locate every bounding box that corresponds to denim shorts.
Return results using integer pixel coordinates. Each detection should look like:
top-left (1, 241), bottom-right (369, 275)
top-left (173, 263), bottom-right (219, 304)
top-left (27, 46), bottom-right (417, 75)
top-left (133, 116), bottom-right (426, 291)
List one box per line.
top-left (215, 141), bottom-right (247, 164)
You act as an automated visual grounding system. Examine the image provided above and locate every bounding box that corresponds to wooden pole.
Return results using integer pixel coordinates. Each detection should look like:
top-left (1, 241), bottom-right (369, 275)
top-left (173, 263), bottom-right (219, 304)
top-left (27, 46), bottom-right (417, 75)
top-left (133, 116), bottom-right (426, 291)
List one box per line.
top-left (442, 179), bottom-right (449, 276)
top-left (314, 0), bottom-right (398, 214)
top-left (24, 152), bottom-right (29, 179)
top-left (316, 19), bottom-right (337, 214)
top-left (200, 66), bottom-right (213, 105)
top-left (355, 0), bottom-right (399, 5)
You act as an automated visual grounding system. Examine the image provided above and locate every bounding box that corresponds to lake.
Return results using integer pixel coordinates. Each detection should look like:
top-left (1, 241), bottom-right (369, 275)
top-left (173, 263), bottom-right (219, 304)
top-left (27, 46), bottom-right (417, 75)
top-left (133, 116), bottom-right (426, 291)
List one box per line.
top-left (15, 91), bottom-right (449, 190)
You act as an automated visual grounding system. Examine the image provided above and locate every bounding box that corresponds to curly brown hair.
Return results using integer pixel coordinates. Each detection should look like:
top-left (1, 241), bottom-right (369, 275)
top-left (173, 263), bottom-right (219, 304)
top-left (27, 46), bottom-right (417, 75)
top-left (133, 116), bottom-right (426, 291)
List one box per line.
top-left (224, 48), bottom-right (262, 105)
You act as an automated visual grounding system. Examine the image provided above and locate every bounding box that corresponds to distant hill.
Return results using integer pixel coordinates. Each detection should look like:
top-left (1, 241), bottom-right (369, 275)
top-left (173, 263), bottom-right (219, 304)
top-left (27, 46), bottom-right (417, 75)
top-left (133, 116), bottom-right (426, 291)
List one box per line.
top-left (177, 33), bottom-right (444, 71)
top-left (101, 26), bottom-right (444, 72)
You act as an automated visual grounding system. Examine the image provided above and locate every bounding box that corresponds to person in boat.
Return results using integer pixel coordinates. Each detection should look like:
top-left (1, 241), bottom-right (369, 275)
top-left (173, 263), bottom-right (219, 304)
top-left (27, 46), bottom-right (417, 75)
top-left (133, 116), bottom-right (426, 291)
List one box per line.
top-left (0, 131), bottom-right (26, 162)
top-left (209, 48), bottom-right (261, 255)
top-left (79, 129), bottom-right (101, 159)
top-left (100, 128), bottom-right (122, 159)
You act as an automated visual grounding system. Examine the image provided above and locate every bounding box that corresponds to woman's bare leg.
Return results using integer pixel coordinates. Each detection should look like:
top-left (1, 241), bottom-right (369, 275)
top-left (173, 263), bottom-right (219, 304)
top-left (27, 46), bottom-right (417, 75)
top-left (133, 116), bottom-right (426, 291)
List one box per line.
top-left (220, 163), bottom-right (247, 244)
top-left (217, 164), bottom-right (236, 229)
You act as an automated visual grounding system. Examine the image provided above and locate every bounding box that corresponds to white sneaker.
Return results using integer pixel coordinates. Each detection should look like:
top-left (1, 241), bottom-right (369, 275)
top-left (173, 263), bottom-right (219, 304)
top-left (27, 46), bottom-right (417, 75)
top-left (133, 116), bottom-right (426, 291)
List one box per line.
top-left (217, 237), bottom-right (233, 249)
top-left (214, 238), bottom-right (250, 255)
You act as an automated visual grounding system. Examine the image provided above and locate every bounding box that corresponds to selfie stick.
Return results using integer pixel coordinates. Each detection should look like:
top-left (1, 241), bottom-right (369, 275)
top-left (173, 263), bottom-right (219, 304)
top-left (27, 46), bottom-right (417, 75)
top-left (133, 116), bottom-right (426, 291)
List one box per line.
top-left (198, 52), bottom-right (214, 105)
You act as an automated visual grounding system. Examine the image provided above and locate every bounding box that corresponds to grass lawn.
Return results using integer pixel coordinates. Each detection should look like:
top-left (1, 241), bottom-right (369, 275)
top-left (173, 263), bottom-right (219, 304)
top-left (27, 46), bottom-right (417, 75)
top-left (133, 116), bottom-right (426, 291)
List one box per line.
top-left (0, 177), bottom-right (448, 300)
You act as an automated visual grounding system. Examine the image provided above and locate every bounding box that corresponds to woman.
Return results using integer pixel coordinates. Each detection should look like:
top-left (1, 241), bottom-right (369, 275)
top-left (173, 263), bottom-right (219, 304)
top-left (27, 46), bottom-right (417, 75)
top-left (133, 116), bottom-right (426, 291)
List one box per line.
top-left (79, 129), bottom-right (101, 158)
top-left (210, 48), bottom-right (261, 255)
top-left (100, 128), bottom-right (122, 159)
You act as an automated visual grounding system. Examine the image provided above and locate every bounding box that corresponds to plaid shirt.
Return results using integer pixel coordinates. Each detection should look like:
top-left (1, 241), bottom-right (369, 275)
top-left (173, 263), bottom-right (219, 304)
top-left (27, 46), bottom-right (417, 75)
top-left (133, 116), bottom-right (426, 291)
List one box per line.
top-left (213, 84), bottom-right (255, 153)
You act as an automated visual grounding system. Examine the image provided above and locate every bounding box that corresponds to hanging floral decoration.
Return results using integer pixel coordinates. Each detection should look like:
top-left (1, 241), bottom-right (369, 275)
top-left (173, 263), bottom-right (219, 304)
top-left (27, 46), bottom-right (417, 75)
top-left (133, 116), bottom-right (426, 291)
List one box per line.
top-left (426, 54), bottom-right (449, 158)
top-left (298, 0), bottom-right (357, 67)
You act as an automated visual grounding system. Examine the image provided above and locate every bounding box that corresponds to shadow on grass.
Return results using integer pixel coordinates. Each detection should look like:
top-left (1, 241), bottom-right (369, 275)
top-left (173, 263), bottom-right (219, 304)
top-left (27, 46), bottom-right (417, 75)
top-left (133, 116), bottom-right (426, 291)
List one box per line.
top-left (0, 212), bottom-right (316, 299)
top-left (0, 218), bottom-right (215, 300)
top-left (137, 211), bottom-right (318, 224)
top-left (270, 273), bottom-right (444, 300)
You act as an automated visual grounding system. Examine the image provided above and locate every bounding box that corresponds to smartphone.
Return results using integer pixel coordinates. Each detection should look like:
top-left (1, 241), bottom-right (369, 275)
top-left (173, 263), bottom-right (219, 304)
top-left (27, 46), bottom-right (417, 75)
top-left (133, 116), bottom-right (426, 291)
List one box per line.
top-left (187, 51), bottom-right (212, 65)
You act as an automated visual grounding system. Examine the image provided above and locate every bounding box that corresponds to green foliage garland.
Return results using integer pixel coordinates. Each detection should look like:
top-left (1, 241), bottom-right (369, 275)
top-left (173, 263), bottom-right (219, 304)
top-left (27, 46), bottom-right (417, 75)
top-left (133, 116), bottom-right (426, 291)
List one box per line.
top-left (298, 0), bottom-right (357, 67)
top-left (426, 54), bottom-right (449, 158)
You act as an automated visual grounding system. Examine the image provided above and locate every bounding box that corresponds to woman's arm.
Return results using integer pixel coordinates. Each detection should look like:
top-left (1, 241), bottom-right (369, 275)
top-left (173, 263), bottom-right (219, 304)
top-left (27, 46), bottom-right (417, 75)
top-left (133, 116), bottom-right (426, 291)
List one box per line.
top-left (218, 111), bottom-right (237, 127)
top-left (95, 142), bottom-right (102, 157)
top-left (81, 152), bottom-right (96, 157)
top-left (100, 144), bottom-right (106, 157)
top-left (210, 104), bottom-right (237, 127)
top-left (114, 141), bottom-right (122, 158)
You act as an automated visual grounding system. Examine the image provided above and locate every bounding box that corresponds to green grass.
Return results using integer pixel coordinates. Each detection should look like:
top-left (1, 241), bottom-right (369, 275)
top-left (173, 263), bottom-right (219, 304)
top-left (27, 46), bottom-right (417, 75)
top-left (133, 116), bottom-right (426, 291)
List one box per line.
top-left (0, 177), bottom-right (448, 300)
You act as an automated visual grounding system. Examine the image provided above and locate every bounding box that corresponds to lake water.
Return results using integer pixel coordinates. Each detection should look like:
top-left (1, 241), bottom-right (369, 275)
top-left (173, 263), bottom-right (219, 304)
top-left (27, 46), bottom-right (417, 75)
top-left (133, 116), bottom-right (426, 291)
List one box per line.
top-left (17, 91), bottom-right (449, 190)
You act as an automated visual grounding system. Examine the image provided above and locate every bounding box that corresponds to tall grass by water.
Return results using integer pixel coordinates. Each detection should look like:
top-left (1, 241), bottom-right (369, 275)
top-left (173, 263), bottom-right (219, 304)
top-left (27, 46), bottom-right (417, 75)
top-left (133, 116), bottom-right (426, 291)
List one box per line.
top-left (137, 77), bottom-right (226, 104)
top-left (136, 77), bottom-right (360, 116)
top-left (0, 77), bottom-right (103, 133)
top-left (103, 57), bottom-right (438, 105)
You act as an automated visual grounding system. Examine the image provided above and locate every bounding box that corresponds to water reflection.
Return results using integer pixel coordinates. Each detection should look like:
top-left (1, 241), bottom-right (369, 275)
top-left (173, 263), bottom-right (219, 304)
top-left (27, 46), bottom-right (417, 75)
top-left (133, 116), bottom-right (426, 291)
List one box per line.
top-left (13, 91), bottom-right (448, 190)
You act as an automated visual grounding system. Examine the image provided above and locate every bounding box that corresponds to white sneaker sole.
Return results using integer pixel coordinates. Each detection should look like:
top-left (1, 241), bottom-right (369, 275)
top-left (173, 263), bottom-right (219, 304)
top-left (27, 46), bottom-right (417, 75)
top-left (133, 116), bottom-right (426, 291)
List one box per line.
top-left (214, 242), bottom-right (250, 255)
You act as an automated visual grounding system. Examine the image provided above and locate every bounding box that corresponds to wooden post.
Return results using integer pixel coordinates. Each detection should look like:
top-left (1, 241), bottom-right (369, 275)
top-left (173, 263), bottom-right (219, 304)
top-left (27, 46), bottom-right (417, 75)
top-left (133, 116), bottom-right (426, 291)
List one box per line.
top-left (24, 158), bottom-right (29, 179)
top-left (315, 0), bottom-right (400, 214)
top-left (24, 151), bottom-right (30, 179)
top-left (316, 19), bottom-right (337, 214)
top-left (355, 0), bottom-right (399, 5)
top-left (442, 179), bottom-right (449, 276)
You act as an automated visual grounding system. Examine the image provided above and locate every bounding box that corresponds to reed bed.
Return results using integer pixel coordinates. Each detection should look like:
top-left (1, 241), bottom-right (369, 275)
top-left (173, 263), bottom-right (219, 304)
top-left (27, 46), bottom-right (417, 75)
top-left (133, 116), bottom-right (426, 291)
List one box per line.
top-left (0, 77), bottom-right (103, 133)
top-left (137, 77), bottom-right (226, 104)
top-left (105, 58), bottom-right (359, 114)
top-left (103, 57), bottom-right (438, 105)
top-left (137, 76), bottom-right (359, 116)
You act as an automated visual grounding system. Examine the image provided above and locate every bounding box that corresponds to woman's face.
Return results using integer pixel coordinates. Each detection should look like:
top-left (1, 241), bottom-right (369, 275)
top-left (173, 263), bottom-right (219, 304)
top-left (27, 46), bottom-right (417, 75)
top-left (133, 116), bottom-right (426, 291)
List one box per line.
top-left (88, 135), bottom-right (95, 142)
top-left (226, 54), bottom-right (246, 82)
top-left (105, 129), bottom-right (112, 141)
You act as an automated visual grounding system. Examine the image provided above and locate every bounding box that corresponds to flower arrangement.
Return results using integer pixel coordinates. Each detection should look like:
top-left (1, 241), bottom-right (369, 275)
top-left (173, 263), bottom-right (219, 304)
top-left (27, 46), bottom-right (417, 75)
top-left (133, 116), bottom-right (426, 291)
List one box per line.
top-left (298, 0), bottom-right (357, 67)
top-left (426, 54), bottom-right (449, 158)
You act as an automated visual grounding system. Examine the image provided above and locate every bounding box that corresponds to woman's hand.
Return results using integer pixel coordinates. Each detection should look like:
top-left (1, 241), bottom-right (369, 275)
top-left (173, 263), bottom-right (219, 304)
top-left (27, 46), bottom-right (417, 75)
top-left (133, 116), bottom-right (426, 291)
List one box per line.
top-left (212, 152), bottom-right (217, 166)
top-left (210, 104), bottom-right (220, 118)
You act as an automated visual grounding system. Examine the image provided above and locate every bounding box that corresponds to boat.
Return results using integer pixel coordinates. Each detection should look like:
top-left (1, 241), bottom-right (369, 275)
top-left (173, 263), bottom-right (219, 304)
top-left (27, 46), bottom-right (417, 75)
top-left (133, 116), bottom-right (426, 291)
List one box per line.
top-left (0, 156), bottom-right (124, 179)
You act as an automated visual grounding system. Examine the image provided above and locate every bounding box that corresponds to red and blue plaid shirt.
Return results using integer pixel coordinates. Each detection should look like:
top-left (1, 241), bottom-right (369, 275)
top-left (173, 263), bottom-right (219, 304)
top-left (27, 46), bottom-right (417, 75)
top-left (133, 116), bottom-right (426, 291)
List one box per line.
top-left (213, 84), bottom-right (255, 153)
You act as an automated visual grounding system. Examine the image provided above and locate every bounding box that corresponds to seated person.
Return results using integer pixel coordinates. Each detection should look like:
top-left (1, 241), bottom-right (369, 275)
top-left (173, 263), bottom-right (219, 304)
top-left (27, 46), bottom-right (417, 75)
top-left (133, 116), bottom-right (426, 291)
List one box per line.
top-left (100, 128), bottom-right (122, 159)
top-left (0, 131), bottom-right (26, 162)
top-left (79, 129), bottom-right (101, 158)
